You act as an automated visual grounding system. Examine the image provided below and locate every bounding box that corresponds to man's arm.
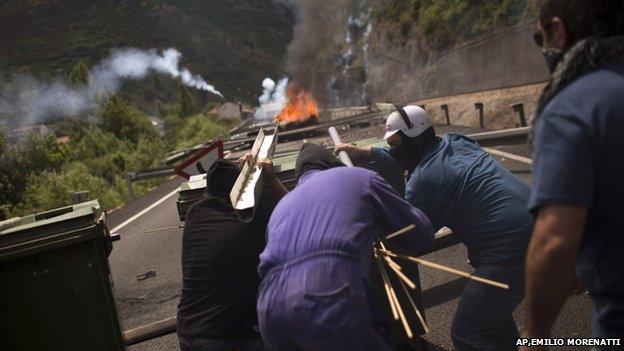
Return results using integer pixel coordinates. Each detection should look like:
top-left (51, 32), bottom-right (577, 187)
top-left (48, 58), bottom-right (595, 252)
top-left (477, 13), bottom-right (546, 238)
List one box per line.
top-left (524, 205), bottom-right (587, 339)
top-left (258, 158), bottom-right (288, 199)
top-left (335, 144), bottom-right (404, 182)
top-left (333, 143), bottom-right (372, 162)
top-left (369, 173), bottom-right (434, 254)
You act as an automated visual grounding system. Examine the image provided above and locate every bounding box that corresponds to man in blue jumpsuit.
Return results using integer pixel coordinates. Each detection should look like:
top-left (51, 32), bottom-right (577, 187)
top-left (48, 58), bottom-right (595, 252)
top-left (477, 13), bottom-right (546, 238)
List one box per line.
top-left (257, 143), bottom-right (434, 351)
top-left (336, 106), bottom-right (533, 350)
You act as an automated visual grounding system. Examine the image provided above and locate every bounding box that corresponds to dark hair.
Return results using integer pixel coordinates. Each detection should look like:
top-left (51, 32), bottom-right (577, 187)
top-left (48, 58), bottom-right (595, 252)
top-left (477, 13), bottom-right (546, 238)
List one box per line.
top-left (538, 0), bottom-right (624, 46)
top-left (205, 159), bottom-right (240, 198)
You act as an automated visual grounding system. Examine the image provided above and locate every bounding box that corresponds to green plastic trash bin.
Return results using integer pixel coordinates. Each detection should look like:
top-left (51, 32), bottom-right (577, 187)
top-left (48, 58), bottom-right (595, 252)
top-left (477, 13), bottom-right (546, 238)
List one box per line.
top-left (0, 200), bottom-right (124, 351)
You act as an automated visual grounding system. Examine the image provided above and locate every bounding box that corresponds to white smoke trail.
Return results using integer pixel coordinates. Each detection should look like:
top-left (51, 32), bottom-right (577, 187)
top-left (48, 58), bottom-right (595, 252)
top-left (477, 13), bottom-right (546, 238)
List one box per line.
top-left (0, 48), bottom-right (223, 128)
top-left (254, 77), bottom-right (289, 120)
top-left (273, 77), bottom-right (289, 106)
top-left (259, 78), bottom-right (277, 105)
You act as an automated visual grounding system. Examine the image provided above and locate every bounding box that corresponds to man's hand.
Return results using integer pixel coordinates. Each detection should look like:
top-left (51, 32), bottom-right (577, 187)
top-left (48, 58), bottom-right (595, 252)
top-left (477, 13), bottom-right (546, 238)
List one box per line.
top-left (333, 143), bottom-right (371, 162)
top-left (237, 153), bottom-right (253, 167)
top-left (258, 157), bottom-right (288, 199)
top-left (257, 158), bottom-right (276, 180)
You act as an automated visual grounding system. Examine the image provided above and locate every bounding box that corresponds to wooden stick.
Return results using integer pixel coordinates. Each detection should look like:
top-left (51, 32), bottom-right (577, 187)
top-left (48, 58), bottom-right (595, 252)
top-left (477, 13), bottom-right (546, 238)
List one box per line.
top-left (377, 249), bottom-right (510, 290)
top-left (376, 254), bottom-right (413, 339)
top-left (375, 253), bottom-right (399, 320)
top-left (385, 256), bottom-right (403, 272)
top-left (386, 224), bottom-right (416, 240)
top-left (385, 258), bottom-right (417, 290)
top-left (397, 273), bottom-right (430, 334)
top-left (377, 241), bottom-right (417, 290)
top-left (378, 240), bottom-right (402, 271)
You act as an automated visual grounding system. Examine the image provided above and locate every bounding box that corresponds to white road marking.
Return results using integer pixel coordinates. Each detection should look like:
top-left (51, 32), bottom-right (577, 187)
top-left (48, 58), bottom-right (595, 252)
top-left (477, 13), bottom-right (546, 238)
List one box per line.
top-left (483, 147), bottom-right (533, 165)
top-left (110, 187), bottom-right (179, 233)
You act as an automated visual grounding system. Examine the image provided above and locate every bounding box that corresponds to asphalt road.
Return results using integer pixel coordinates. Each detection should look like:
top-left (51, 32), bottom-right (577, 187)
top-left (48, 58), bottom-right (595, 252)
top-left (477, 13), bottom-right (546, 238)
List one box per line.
top-left (106, 124), bottom-right (592, 351)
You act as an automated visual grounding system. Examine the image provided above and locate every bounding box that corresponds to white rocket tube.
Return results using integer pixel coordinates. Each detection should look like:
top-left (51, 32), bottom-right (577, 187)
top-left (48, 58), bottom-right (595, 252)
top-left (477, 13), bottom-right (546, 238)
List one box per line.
top-left (328, 126), bottom-right (354, 167)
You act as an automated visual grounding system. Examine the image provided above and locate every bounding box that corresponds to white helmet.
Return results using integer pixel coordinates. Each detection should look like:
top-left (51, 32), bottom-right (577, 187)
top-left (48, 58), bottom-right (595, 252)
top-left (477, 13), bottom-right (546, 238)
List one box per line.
top-left (383, 105), bottom-right (432, 140)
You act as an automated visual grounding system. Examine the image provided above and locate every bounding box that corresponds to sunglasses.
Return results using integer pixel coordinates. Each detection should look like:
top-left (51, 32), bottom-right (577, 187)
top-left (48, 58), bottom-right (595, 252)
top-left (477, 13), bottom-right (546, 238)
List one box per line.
top-left (532, 22), bottom-right (554, 47)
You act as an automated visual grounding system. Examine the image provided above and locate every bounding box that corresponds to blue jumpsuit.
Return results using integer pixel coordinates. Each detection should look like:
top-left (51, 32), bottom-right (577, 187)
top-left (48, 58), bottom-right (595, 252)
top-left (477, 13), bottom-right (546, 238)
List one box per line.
top-left (257, 167), bottom-right (433, 351)
top-left (372, 134), bottom-right (533, 351)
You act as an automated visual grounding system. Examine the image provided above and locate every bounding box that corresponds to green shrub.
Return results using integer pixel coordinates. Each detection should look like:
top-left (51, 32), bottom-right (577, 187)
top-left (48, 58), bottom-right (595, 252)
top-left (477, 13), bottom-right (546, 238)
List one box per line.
top-left (173, 113), bottom-right (230, 150)
top-left (373, 0), bottom-right (533, 50)
top-left (19, 162), bottom-right (125, 213)
top-left (99, 95), bottom-right (157, 143)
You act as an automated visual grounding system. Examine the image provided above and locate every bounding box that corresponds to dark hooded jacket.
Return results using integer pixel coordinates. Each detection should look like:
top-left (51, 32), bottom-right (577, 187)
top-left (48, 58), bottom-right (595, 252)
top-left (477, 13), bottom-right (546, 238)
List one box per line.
top-left (177, 160), bottom-right (277, 340)
top-left (295, 142), bottom-right (344, 181)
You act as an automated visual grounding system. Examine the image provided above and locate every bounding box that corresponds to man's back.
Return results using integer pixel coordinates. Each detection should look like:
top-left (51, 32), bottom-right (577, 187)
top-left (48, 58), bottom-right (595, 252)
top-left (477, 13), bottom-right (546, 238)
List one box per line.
top-left (531, 65), bottom-right (624, 299)
top-left (407, 134), bottom-right (533, 265)
top-left (259, 167), bottom-right (432, 278)
top-left (177, 194), bottom-right (274, 340)
top-left (256, 163), bottom-right (432, 351)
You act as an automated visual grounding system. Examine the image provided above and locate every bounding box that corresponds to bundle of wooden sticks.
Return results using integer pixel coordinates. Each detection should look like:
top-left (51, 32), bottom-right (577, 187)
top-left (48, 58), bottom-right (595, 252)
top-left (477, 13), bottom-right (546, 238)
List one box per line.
top-left (374, 224), bottom-right (510, 339)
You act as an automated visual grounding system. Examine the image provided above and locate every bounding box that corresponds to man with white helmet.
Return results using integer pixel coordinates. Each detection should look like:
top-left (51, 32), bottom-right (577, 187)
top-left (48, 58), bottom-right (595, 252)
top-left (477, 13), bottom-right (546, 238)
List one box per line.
top-left (335, 106), bottom-right (533, 351)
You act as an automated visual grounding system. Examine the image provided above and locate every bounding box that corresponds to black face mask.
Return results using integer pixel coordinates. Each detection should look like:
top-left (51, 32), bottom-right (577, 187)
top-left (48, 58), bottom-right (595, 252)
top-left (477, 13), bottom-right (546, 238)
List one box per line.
top-left (542, 48), bottom-right (565, 73)
top-left (389, 134), bottom-right (421, 172)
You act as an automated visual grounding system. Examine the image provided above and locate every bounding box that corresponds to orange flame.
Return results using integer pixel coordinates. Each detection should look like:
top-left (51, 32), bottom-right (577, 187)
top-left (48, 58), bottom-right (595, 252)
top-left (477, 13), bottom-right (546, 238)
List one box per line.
top-left (275, 85), bottom-right (319, 123)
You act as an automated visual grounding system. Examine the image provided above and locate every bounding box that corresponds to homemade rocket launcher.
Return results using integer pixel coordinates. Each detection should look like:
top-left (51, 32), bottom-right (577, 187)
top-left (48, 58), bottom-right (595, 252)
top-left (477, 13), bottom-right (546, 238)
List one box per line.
top-left (230, 127), bottom-right (278, 222)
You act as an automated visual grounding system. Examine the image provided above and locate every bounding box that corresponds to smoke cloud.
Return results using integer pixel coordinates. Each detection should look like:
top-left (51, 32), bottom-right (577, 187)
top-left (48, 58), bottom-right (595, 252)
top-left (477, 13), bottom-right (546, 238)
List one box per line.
top-left (254, 77), bottom-right (289, 120)
top-left (285, 0), bottom-right (372, 107)
top-left (0, 48), bottom-right (223, 128)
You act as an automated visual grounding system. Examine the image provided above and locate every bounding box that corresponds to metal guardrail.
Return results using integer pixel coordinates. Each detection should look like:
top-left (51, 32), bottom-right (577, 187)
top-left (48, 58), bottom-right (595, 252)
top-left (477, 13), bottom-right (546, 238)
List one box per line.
top-left (124, 126), bottom-right (531, 201)
top-left (224, 110), bottom-right (385, 146)
top-left (468, 126), bottom-right (531, 147)
top-left (125, 167), bottom-right (177, 201)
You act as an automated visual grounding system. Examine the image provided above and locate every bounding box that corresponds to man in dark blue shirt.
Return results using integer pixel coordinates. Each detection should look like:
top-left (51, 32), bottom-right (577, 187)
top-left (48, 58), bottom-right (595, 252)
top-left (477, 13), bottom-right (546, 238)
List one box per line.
top-left (336, 106), bottom-right (532, 350)
top-left (524, 0), bottom-right (624, 347)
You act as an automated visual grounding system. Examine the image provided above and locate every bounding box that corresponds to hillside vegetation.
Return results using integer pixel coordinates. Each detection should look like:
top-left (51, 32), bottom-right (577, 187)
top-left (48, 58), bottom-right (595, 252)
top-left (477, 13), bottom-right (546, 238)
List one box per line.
top-left (0, 0), bottom-right (293, 103)
top-left (0, 91), bottom-right (235, 220)
top-left (373, 0), bottom-right (536, 50)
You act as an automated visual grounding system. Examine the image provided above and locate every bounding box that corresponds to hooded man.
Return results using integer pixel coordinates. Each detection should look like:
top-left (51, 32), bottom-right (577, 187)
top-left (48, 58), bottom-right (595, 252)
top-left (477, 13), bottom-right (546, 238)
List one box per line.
top-left (177, 160), bottom-right (277, 351)
top-left (523, 1), bottom-right (624, 348)
top-left (335, 106), bottom-right (533, 351)
top-left (256, 142), bottom-right (434, 351)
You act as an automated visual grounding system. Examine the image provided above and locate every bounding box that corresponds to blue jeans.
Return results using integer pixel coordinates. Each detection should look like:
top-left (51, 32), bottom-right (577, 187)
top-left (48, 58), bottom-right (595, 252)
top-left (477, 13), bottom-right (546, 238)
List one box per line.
top-left (178, 337), bottom-right (265, 351)
top-left (451, 264), bottom-right (525, 351)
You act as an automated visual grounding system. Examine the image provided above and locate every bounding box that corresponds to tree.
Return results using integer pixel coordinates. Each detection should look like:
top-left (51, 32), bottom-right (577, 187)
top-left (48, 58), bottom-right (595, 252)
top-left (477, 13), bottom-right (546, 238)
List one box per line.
top-left (69, 60), bottom-right (90, 87)
top-left (174, 114), bottom-right (230, 149)
top-left (20, 162), bottom-right (125, 213)
top-left (0, 133), bottom-right (69, 219)
top-left (99, 96), bottom-right (156, 144)
top-left (177, 83), bottom-right (197, 118)
top-left (0, 131), bottom-right (5, 157)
